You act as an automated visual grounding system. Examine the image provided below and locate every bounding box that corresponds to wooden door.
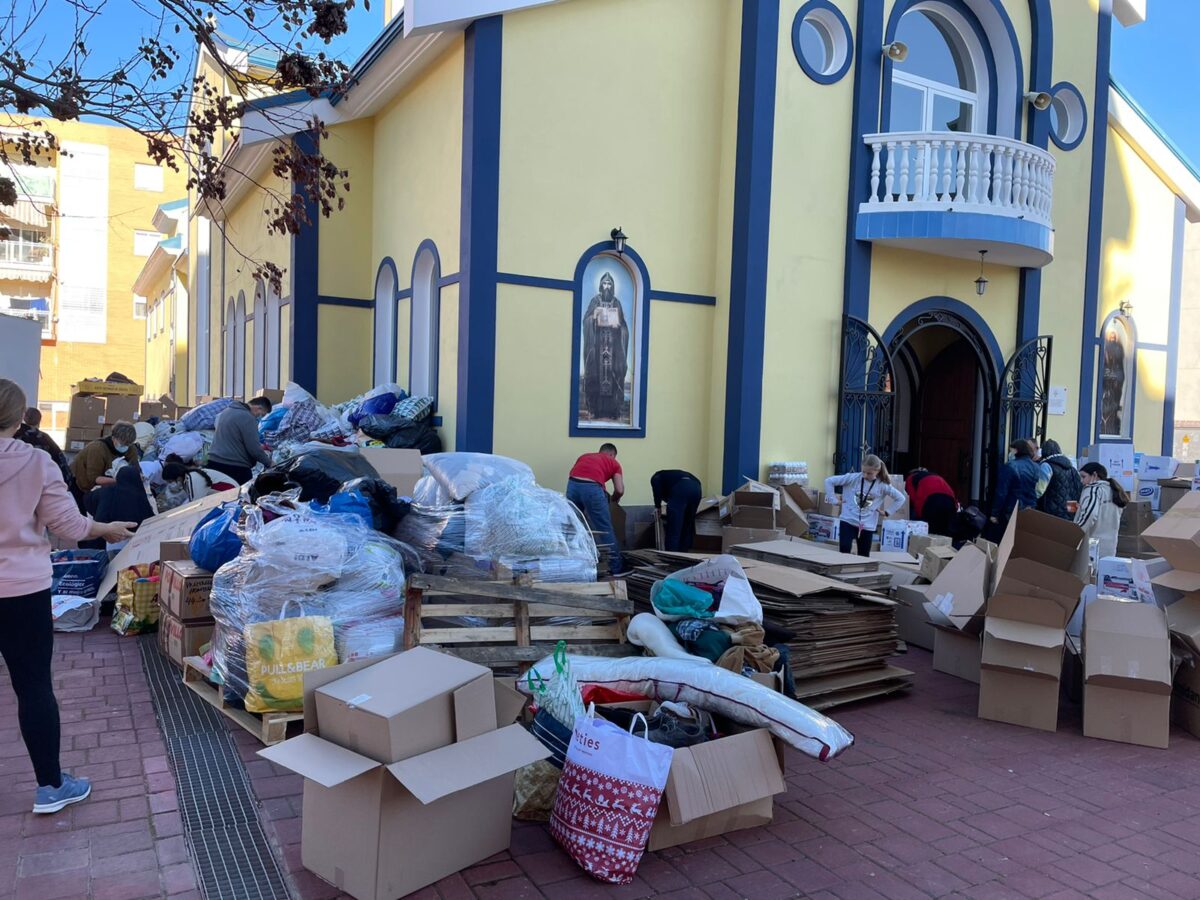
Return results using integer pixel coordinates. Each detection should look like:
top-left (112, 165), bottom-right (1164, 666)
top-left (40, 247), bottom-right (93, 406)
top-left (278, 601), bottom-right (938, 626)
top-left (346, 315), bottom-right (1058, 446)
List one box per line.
top-left (916, 341), bottom-right (977, 502)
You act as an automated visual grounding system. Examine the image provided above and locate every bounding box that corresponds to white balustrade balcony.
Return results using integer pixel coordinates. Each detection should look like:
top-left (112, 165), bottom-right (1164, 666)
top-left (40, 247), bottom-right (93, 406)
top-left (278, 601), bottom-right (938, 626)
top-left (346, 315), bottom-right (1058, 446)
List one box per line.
top-left (856, 131), bottom-right (1056, 267)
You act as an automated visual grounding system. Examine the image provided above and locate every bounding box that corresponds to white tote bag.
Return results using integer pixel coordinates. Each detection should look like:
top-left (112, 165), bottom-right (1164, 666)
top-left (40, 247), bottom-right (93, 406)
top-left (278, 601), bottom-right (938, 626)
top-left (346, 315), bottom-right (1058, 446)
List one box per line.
top-left (550, 710), bottom-right (674, 884)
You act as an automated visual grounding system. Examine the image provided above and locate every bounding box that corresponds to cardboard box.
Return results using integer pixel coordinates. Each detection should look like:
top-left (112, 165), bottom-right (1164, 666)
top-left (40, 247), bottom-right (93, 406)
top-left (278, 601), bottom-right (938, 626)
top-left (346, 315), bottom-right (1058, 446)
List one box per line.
top-left (609, 500), bottom-right (628, 550)
top-left (1142, 493), bottom-right (1200, 571)
top-left (894, 544), bottom-right (991, 650)
top-left (723, 526), bottom-right (785, 553)
top-left (894, 584), bottom-right (936, 650)
top-left (73, 379), bottom-right (143, 396)
top-left (1096, 557), bottom-right (1154, 603)
top-left (807, 514), bottom-right (839, 544)
top-left (908, 533), bottom-right (951, 559)
top-left (880, 519), bottom-right (928, 553)
top-left (817, 491), bottom-right (841, 518)
top-left (260, 388), bottom-right (286, 405)
top-left (64, 426), bottom-right (102, 452)
top-left (1159, 483), bottom-right (1191, 515)
top-left (357, 448), bottom-right (423, 498)
top-left (103, 394), bottom-right (139, 424)
top-left (782, 483), bottom-right (818, 512)
top-left (1135, 483), bottom-right (1161, 512)
top-left (1152, 569), bottom-right (1200, 606)
top-left (979, 511), bottom-right (1086, 732)
top-left (159, 560), bottom-right (213, 620)
top-left (1172, 660), bottom-right (1200, 740)
top-left (139, 401), bottom-right (165, 420)
top-left (313, 648), bottom-right (500, 764)
top-left (259, 649), bottom-right (545, 900)
top-left (920, 545), bottom-right (957, 583)
top-left (930, 625), bottom-right (982, 683)
top-left (68, 395), bottom-right (106, 428)
top-left (1082, 597), bottom-right (1172, 749)
top-left (1122, 499), bottom-right (1155, 534)
top-left (157, 611), bottom-right (215, 666)
top-left (648, 727), bottom-right (785, 850)
top-left (159, 538), bottom-right (191, 563)
top-left (730, 489), bottom-right (777, 530)
top-left (1087, 443), bottom-right (1136, 491)
top-left (1138, 456), bottom-right (1178, 480)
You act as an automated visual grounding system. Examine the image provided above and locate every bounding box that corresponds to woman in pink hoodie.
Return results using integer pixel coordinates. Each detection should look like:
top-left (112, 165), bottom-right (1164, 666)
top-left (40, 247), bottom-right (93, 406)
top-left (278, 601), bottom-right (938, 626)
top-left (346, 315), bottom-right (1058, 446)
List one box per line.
top-left (0, 379), bottom-right (136, 814)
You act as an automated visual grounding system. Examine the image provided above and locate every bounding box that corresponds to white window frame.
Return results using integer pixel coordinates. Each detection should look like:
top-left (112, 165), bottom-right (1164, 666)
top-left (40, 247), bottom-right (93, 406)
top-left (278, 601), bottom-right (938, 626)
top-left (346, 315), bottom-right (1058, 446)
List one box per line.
top-left (133, 163), bottom-right (165, 192)
top-left (891, 71), bottom-right (979, 134)
top-left (134, 230), bottom-right (161, 257)
top-left (133, 293), bottom-right (147, 320)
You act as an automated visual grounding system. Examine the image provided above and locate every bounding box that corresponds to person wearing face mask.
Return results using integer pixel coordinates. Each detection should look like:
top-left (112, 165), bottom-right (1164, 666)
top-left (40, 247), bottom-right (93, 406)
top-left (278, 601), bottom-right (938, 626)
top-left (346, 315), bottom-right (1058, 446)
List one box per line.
top-left (69, 421), bottom-right (139, 494)
top-left (1074, 462), bottom-right (1129, 558)
top-left (824, 454), bottom-right (907, 557)
top-left (0, 378), bottom-right (137, 814)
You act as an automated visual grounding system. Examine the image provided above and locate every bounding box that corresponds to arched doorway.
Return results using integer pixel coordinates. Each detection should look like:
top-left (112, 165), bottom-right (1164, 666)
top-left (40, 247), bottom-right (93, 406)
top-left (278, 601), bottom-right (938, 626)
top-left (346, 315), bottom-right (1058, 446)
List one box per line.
top-left (887, 308), bottom-right (999, 505)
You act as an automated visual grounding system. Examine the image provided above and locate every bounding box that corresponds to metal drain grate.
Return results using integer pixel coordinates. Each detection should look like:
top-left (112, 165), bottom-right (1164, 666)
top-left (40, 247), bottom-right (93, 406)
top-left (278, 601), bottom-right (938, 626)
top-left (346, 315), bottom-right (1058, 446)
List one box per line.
top-left (140, 637), bottom-right (292, 900)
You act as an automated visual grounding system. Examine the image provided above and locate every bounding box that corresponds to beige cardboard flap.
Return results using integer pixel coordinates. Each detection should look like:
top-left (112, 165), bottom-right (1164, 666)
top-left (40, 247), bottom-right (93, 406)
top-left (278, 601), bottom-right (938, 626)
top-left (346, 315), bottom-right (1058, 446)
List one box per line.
top-left (358, 448), bottom-right (424, 497)
top-left (386, 724), bottom-right (548, 805)
top-left (318, 647), bottom-right (490, 720)
top-left (664, 730), bottom-right (784, 826)
top-left (258, 733), bottom-right (378, 788)
top-left (302, 652), bottom-right (399, 735)
top-left (1084, 597), bottom-right (1172, 692)
top-left (1153, 570), bottom-right (1200, 593)
top-left (454, 674), bottom-right (501, 742)
top-left (493, 680), bottom-right (529, 725)
top-left (1166, 595), bottom-right (1200, 653)
top-left (985, 617), bottom-right (1066, 650)
top-left (995, 558), bottom-right (1087, 607)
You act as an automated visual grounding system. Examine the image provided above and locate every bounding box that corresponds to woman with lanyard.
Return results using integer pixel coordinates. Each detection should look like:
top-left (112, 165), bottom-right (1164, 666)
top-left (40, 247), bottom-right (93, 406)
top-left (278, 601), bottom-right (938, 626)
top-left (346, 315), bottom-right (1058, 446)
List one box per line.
top-left (824, 454), bottom-right (907, 557)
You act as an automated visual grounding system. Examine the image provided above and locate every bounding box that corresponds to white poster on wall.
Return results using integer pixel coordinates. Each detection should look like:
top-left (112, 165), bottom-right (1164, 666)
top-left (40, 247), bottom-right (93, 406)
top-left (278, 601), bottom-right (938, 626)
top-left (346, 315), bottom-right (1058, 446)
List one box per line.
top-left (1048, 386), bottom-right (1067, 416)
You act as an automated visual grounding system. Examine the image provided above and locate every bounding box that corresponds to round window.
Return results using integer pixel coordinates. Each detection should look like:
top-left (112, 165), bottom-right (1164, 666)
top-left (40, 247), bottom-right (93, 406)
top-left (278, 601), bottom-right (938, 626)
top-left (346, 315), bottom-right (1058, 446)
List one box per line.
top-left (1048, 83), bottom-right (1087, 151)
top-left (793, 1), bottom-right (854, 85)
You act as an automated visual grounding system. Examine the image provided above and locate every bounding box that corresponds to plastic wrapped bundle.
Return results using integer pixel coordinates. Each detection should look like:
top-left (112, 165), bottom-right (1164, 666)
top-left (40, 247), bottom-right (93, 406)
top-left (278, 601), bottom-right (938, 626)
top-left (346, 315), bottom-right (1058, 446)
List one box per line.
top-left (180, 397), bottom-right (233, 432)
top-left (209, 508), bottom-right (412, 708)
top-left (423, 452), bottom-right (534, 501)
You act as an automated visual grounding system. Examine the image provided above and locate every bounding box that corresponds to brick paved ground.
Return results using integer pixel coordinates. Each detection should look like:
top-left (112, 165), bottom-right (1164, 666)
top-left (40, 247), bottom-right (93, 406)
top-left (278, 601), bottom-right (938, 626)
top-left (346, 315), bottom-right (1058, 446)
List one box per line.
top-left (4, 624), bottom-right (1200, 900)
top-left (0, 624), bottom-right (196, 900)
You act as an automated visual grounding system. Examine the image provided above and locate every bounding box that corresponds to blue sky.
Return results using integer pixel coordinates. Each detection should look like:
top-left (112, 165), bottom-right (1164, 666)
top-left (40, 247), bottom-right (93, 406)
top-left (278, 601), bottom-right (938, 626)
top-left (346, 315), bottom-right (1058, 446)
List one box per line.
top-left (1111, 2), bottom-right (1200, 171)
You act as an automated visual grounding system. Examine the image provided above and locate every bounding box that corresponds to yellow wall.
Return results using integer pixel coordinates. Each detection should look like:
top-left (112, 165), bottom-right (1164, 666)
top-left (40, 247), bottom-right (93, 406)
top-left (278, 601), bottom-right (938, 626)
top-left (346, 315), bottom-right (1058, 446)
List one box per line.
top-left (9, 118), bottom-right (187, 404)
top-left (220, 165), bottom-right (293, 316)
top-left (317, 305), bottom-right (373, 402)
top-left (1100, 128), bottom-right (1179, 454)
top-left (320, 118), bottom-right (377, 300)
top-left (491, 0), bottom-right (733, 501)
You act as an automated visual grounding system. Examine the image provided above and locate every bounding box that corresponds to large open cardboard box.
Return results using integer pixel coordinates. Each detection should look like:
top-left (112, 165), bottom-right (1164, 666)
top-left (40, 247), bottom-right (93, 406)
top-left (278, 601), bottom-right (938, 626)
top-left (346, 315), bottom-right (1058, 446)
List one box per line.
top-left (894, 545), bottom-right (990, 652)
top-left (1083, 597), bottom-right (1172, 749)
top-left (1143, 493), bottom-right (1200, 572)
top-left (260, 649), bottom-right (545, 900)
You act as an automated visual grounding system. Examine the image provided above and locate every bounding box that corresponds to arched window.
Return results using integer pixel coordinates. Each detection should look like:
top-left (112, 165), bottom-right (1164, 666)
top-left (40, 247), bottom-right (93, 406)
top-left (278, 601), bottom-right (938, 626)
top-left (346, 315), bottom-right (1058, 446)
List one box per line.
top-left (264, 283), bottom-right (281, 389)
top-left (889, 6), bottom-right (985, 134)
top-left (223, 297), bottom-right (236, 395)
top-left (1097, 312), bottom-right (1136, 440)
top-left (410, 244), bottom-right (440, 399)
top-left (373, 260), bottom-right (397, 386)
top-left (233, 290), bottom-right (246, 398)
top-left (251, 282), bottom-right (265, 394)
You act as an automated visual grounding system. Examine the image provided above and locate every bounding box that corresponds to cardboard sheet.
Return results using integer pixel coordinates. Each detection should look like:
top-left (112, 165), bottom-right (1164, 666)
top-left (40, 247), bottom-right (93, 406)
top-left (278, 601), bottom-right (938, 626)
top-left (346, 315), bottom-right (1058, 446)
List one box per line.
top-left (357, 448), bottom-right (423, 497)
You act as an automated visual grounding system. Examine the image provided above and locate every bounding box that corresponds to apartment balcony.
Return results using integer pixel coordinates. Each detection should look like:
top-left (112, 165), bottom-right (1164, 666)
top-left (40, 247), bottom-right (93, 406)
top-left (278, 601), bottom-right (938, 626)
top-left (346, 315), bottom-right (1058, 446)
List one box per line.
top-left (0, 242), bottom-right (54, 282)
top-left (856, 132), bottom-right (1055, 268)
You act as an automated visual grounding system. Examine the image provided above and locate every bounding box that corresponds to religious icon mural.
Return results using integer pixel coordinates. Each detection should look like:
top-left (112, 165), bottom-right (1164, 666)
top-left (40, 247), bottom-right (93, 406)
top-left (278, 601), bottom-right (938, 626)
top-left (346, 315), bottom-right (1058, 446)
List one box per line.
top-left (576, 253), bottom-right (641, 430)
top-left (1098, 314), bottom-right (1134, 439)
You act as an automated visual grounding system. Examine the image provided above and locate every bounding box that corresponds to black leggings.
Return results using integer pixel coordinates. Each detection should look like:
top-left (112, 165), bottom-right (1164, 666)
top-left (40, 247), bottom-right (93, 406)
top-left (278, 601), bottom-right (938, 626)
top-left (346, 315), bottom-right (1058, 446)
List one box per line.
top-left (0, 590), bottom-right (62, 787)
top-left (838, 521), bottom-right (874, 557)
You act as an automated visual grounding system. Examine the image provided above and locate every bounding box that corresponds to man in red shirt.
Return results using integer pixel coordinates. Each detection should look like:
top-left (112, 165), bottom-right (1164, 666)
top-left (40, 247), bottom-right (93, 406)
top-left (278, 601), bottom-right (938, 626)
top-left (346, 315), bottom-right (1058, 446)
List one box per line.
top-left (567, 443), bottom-right (627, 575)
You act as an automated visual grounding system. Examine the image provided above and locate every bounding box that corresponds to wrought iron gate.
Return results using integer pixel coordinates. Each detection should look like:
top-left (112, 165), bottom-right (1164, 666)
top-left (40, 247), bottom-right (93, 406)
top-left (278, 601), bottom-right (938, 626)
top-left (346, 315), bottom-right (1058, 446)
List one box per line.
top-left (835, 316), bottom-right (897, 474)
top-left (992, 334), bottom-right (1053, 482)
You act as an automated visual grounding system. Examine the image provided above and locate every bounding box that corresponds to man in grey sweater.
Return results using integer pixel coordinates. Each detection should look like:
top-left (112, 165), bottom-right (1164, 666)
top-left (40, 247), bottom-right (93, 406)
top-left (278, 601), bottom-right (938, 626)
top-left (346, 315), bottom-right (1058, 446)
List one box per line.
top-left (206, 397), bottom-right (272, 485)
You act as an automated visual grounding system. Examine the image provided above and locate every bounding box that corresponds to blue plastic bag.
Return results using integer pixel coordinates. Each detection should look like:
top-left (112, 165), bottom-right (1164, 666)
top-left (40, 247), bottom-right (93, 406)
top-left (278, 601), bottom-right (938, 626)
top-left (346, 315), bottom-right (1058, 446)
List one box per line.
top-left (189, 502), bottom-right (244, 571)
top-left (347, 392), bottom-right (400, 428)
top-left (50, 550), bottom-right (110, 598)
top-left (309, 491), bottom-right (373, 529)
top-left (257, 406), bottom-right (288, 441)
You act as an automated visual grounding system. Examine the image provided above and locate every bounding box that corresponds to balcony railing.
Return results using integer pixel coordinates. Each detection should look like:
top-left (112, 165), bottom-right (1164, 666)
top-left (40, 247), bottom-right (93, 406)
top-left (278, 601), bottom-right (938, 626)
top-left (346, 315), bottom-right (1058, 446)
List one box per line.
top-left (861, 132), bottom-right (1055, 227)
top-left (0, 241), bottom-right (53, 269)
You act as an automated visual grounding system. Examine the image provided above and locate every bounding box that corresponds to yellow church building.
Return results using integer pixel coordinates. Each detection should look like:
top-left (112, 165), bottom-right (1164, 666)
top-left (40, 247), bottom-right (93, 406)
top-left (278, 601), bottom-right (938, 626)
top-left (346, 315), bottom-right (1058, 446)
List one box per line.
top-left (187, 0), bottom-right (1196, 504)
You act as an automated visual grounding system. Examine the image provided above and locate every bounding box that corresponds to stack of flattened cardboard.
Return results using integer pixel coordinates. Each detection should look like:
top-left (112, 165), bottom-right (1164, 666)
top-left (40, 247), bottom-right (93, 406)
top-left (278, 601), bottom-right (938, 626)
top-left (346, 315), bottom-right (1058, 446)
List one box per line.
top-left (978, 510), bottom-right (1088, 733)
top-left (625, 550), bottom-right (911, 708)
top-left (732, 540), bottom-right (893, 591)
top-left (260, 648), bottom-right (545, 900)
top-left (718, 481), bottom-right (812, 551)
top-left (1083, 597), bottom-right (1173, 749)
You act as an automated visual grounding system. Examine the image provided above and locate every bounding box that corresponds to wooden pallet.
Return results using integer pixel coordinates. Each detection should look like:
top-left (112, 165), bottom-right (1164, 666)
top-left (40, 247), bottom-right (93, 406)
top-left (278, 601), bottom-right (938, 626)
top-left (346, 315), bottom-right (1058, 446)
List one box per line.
top-left (181, 656), bottom-right (303, 746)
top-left (403, 576), bottom-right (638, 669)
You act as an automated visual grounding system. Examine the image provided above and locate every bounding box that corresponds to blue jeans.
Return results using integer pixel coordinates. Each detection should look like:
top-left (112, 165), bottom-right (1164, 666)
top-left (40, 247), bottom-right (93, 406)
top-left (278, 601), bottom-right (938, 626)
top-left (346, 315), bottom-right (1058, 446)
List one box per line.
top-left (566, 479), bottom-right (624, 574)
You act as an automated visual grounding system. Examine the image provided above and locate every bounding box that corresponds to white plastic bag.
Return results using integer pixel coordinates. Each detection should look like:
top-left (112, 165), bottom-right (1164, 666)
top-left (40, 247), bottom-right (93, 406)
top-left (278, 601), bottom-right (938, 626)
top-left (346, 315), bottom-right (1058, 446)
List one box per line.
top-left (661, 554), bottom-right (763, 624)
top-left (52, 595), bottom-right (100, 633)
top-left (244, 514), bottom-right (348, 588)
top-left (550, 710), bottom-right (673, 884)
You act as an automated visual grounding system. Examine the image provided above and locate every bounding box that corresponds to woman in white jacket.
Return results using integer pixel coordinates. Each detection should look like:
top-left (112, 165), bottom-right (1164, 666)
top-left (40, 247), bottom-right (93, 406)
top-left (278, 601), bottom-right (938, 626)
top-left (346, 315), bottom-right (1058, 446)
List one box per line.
top-left (1074, 462), bottom-right (1128, 559)
top-left (824, 454), bottom-right (907, 557)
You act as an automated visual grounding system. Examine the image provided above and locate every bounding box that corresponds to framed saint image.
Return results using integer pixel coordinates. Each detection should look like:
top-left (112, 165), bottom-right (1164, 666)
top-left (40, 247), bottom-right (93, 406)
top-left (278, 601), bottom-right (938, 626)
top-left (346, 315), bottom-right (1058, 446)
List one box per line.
top-left (1097, 312), bottom-right (1135, 440)
top-left (569, 245), bottom-right (650, 437)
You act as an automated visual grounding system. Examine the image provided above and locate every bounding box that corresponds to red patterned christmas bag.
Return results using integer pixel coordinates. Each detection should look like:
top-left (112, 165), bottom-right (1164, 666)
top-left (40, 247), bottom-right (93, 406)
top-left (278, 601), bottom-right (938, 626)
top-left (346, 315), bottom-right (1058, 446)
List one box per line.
top-left (549, 710), bottom-right (674, 884)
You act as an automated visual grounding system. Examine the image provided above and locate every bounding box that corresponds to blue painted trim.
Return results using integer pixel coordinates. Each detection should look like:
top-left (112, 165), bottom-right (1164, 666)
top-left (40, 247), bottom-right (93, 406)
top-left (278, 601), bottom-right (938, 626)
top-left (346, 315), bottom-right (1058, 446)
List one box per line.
top-left (497, 272), bottom-right (575, 292)
top-left (1111, 80), bottom-right (1200, 183)
top-left (1077, 3), bottom-right (1112, 454)
top-left (1017, 1), bottom-right (1053, 353)
top-left (291, 131), bottom-right (320, 394)
top-left (648, 290), bottom-right (718, 306)
top-left (157, 198), bottom-right (189, 212)
top-left (792, 0), bottom-right (854, 85)
top-left (1093, 312), bottom-right (1137, 443)
top-left (410, 239), bottom-right (442, 406)
top-left (880, 297), bottom-right (1004, 379)
top-left (723, 0), bottom-right (779, 493)
top-left (841, 0), bottom-right (884, 323)
top-left (568, 242), bottom-right (652, 439)
top-left (1047, 81), bottom-right (1088, 152)
top-left (855, 209), bottom-right (1053, 261)
top-left (371, 257), bottom-right (401, 383)
top-left (244, 89), bottom-right (329, 112)
top-left (457, 16), bottom-right (503, 453)
top-left (332, 12), bottom-right (406, 107)
top-left (397, 287), bottom-right (413, 300)
top-left (439, 273), bottom-right (461, 287)
top-left (432, 416), bottom-right (444, 428)
top-left (318, 295), bottom-right (373, 308)
top-left (1164, 196), bottom-right (1186, 456)
top-left (881, 0), bottom-right (1011, 137)
top-left (1137, 342), bottom-right (1168, 353)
